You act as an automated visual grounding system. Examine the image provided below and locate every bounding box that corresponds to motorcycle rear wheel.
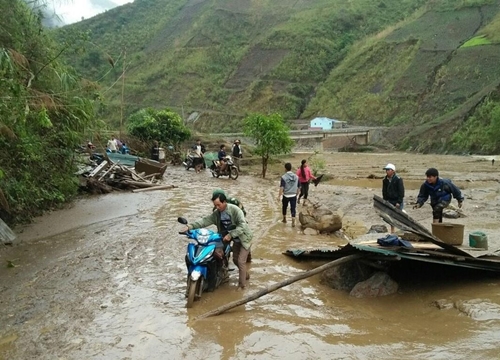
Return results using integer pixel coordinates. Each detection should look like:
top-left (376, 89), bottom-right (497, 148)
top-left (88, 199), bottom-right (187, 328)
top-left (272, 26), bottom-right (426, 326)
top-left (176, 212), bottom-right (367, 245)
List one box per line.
top-left (229, 167), bottom-right (239, 180)
top-left (186, 279), bottom-right (198, 308)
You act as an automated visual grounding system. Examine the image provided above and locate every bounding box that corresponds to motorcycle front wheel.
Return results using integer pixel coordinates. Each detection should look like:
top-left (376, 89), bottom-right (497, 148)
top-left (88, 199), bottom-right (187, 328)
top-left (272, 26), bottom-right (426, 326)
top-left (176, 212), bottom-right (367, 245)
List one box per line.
top-left (229, 166), bottom-right (239, 180)
top-left (186, 279), bottom-right (198, 308)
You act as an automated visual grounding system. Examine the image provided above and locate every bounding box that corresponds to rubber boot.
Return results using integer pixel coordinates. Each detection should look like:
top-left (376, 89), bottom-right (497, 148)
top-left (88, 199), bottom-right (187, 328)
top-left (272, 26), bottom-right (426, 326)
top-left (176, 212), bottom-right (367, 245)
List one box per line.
top-left (292, 217), bottom-right (296, 227)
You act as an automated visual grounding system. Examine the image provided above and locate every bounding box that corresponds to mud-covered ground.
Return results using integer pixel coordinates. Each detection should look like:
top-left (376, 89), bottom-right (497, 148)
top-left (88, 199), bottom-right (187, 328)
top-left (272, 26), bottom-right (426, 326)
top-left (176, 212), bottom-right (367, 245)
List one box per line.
top-left (1, 152), bottom-right (500, 359)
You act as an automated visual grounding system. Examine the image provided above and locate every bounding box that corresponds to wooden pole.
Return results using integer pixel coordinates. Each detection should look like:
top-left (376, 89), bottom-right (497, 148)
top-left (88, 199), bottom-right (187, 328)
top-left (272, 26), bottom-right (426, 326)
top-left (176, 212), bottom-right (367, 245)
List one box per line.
top-left (196, 253), bottom-right (364, 320)
top-left (132, 184), bottom-right (177, 193)
top-left (120, 50), bottom-right (126, 140)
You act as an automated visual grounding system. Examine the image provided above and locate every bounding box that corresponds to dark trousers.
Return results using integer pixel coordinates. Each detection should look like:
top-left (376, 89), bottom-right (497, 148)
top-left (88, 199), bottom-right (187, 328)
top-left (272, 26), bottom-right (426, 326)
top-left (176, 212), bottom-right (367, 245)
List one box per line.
top-left (432, 200), bottom-right (450, 223)
top-left (282, 196), bottom-right (297, 217)
top-left (298, 182), bottom-right (310, 200)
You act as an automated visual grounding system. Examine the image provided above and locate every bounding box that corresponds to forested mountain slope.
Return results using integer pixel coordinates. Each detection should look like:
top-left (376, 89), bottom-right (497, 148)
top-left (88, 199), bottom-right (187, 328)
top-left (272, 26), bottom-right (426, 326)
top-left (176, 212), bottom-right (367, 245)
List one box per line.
top-left (60, 0), bottom-right (500, 153)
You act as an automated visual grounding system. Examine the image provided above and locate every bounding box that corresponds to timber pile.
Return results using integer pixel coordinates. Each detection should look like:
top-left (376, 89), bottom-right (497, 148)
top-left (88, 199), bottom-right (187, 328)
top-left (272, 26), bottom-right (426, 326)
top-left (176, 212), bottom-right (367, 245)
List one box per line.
top-left (80, 160), bottom-right (176, 194)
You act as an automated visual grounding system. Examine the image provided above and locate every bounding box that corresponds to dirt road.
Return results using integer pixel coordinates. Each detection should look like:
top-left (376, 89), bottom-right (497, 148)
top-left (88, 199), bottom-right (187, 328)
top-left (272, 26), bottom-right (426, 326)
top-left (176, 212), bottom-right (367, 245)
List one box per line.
top-left (1, 152), bottom-right (499, 359)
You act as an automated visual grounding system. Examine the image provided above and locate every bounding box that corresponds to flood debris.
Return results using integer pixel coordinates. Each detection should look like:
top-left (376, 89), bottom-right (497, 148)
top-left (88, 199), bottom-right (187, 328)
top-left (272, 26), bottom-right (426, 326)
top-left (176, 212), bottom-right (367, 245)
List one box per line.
top-left (77, 155), bottom-right (174, 194)
top-left (0, 217), bottom-right (16, 245)
top-left (285, 194), bottom-right (500, 296)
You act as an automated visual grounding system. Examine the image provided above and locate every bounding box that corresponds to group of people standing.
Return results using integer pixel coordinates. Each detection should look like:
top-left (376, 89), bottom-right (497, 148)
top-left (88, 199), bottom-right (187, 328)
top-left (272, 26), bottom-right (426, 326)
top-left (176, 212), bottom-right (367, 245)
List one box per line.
top-left (382, 163), bottom-right (463, 232)
top-left (278, 159), bottom-right (465, 232)
top-left (279, 159), bottom-right (319, 227)
top-left (106, 136), bottom-right (129, 154)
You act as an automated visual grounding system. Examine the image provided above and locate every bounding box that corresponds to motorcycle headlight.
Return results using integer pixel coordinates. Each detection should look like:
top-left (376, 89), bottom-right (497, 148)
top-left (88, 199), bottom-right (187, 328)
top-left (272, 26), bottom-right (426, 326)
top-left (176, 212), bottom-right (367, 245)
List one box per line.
top-left (191, 270), bottom-right (201, 281)
top-left (197, 235), bottom-right (209, 244)
top-left (195, 228), bottom-right (211, 244)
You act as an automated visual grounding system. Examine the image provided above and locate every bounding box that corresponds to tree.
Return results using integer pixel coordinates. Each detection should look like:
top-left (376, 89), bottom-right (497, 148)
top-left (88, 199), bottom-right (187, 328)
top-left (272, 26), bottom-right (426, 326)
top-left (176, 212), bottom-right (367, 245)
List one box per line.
top-left (244, 113), bottom-right (293, 178)
top-left (0, 0), bottom-right (103, 225)
top-left (127, 107), bottom-right (191, 149)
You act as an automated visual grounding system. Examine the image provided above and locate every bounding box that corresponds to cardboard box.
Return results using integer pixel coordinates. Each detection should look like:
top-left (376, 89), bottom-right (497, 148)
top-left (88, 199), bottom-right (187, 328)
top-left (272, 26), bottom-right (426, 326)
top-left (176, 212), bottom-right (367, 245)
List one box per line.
top-left (431, 223), bottom-right (464, 245)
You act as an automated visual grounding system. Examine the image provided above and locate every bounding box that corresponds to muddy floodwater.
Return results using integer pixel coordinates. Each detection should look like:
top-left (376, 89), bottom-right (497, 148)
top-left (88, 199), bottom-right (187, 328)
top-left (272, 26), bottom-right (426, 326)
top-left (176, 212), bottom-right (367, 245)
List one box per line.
top-left (1, 152), bottom-right (500, 359)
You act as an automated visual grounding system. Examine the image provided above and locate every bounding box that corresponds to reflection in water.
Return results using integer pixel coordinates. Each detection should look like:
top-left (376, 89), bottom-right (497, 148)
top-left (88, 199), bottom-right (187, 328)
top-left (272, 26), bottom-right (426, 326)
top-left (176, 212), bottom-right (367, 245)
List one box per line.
top-left (0, 167), bottom-right (500, 359)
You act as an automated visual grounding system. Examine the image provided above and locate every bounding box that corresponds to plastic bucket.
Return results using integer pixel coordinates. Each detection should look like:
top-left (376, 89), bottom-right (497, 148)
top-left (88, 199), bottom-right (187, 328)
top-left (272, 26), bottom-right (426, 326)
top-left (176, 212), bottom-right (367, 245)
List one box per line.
top-left (431, 223), bottom-right (464, 245)
top-left (469, 231), bottom-right (488, 250)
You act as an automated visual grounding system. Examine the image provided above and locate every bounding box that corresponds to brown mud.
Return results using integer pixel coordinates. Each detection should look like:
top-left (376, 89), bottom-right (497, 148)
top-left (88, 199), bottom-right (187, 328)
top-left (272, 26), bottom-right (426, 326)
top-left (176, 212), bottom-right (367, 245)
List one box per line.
top-left (1, 152), bottom-right (500, 359)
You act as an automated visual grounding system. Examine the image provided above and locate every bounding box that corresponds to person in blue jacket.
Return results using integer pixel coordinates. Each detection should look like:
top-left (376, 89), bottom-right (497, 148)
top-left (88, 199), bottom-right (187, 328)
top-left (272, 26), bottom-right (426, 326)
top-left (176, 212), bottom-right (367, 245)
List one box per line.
top-left (414, 168), bottom-right (464, 223)
top-left (120, 143), bottom-right (130, 154)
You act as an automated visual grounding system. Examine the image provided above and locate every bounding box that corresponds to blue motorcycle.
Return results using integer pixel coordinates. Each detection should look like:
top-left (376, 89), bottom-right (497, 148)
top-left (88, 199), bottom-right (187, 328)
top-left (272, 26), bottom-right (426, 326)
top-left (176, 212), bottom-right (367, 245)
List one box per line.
top-left (178, 217), bottom-right (231, 308)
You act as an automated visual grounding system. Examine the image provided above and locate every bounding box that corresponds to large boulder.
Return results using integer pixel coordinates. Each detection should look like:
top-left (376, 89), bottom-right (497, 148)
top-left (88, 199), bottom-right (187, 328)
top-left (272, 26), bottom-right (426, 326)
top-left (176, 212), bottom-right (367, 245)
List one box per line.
top-left (321, 261), bottom-right (375, 291)
top-left (298, 199), bottom-right (343, 234)
top-left (349, 272), bottom-right (398, 298)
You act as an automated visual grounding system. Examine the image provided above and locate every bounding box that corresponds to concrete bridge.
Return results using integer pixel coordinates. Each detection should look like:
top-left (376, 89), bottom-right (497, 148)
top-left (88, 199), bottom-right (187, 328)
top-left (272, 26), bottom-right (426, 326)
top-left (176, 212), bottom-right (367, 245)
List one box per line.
top-left (212, 127), bottom-right (383, 151)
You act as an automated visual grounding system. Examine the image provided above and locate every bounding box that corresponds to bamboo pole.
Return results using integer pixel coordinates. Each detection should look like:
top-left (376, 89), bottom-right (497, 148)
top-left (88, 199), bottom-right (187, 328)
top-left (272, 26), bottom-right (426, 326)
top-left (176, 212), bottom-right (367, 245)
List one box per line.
top-left (120, 50), bottom-right (126, 140)
top-left (132, 184), bottom-right (177, 193)
top-left (196, 253), bottom-right (364, 320)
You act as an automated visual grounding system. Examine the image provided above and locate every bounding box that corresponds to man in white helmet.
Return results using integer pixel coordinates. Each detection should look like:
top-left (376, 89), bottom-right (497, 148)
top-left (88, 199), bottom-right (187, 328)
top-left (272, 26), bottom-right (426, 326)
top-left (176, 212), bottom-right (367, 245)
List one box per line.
top-left (382, 163), bottom-right (405, 233)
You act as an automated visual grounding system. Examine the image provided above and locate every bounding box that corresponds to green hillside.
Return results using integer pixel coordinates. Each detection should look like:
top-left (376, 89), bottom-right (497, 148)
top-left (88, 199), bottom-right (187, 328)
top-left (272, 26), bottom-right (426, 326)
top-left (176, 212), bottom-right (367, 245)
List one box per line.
top-left (59, 0), bottom-right (500, 153)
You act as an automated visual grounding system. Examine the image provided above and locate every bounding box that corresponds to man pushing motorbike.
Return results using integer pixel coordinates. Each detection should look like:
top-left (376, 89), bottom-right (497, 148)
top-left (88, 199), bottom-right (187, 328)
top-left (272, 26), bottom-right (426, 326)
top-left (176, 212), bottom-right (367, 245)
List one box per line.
top-left (182, 192), bottom-right (253, 290)
top-left (212, 189), bottom-right (251, 262)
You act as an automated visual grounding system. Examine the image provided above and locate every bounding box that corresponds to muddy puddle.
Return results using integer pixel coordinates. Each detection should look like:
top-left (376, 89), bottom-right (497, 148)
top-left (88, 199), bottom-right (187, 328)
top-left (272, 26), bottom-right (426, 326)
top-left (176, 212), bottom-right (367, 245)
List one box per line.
top-left (1, 154), bottom-right (500, 359)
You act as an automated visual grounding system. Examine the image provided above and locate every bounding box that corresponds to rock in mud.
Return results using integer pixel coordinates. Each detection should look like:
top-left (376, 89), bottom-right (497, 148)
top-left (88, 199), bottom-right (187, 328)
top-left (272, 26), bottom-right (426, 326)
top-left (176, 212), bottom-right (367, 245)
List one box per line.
top-left (321, 261), bottom-right (375, 291)
top-left (454, 299), bottom-right (500, 321)
top-left (349, 272), bottom-right (398, 298)
top-left (298, 199), bottom-right (342, 234)
top-left (367, 224), bottom-right (388, 233)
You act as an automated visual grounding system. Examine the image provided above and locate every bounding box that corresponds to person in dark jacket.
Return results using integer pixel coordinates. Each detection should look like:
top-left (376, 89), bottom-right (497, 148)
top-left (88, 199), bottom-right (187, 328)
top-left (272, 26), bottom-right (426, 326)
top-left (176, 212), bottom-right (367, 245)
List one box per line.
top-left (151, 140), bottom-right (160, 161)
top-left (414, 168), bottom-right (464, 223)
top-left (231, 140), bottom-right (242, 171)
top-left (217, 144), bottom-right (228, 173)
top-left (382, 163), bottom-right (405, 233)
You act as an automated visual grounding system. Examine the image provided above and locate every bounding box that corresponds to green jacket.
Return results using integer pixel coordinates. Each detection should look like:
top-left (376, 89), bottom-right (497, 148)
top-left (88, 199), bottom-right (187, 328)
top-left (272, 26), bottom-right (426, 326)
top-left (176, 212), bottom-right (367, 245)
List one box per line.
top-left (189, 203), bottom-right (253, 250)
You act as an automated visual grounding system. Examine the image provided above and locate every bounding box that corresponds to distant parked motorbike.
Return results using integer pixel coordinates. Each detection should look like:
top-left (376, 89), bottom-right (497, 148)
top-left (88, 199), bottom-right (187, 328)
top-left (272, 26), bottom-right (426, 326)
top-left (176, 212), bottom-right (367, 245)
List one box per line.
top-left (210, 155), bottom-right (239, 180)
top-left (178, 217), bottom-right (231, 308)
top-left (183, 150), bottom-right (205, 171)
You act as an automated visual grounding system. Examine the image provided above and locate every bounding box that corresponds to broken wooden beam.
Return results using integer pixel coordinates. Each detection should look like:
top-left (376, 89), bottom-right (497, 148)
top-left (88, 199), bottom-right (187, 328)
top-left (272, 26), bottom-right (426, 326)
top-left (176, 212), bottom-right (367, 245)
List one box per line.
top-left (196, 253), bottom-right (364, 320)
top-left (98, 161), bottom-right (119, 181)
top-left (132, 185), bottom-right (177, 193)
top-left (121, 180), bottom-right (159, 188)
top-left (88, 160), bottom-right (108, 178)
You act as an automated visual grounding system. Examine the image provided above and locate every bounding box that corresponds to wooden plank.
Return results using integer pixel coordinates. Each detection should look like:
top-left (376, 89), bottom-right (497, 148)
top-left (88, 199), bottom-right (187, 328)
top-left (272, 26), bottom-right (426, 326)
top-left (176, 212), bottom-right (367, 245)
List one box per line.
top-left (132, 185), bottom-right (177, 193)
top-left (98, 161), bottom-right (119, 181)
top-left (122, 180), bottom-right (158, 188)
top-left (0, 217), bottom-right (16, 244)
top-left (88, 160), bottom-right (108, 178)
top-left (357, 239), bottom-right (443, 250)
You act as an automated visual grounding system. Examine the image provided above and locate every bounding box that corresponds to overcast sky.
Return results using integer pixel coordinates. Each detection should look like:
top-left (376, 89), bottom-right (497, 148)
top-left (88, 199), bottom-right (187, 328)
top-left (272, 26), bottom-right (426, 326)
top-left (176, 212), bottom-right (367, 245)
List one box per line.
top-left (49, 0), bottom-right (133, 24)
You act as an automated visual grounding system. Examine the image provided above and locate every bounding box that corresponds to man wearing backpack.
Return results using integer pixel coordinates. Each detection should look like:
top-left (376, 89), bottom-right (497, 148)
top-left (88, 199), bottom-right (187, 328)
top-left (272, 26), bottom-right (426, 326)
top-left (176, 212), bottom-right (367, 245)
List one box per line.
top-left (212, 189), bottom-right (251, 262)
